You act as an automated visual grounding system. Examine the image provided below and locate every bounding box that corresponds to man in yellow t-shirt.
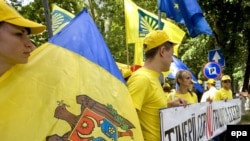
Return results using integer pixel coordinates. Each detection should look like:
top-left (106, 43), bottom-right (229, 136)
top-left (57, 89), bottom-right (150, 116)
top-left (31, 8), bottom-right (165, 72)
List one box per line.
top-left (213, 76), bottom-right (233, 141)
top-left (127, 30), bottom-right (187, 141)
top-left (213, 75), bottom-right (233, 101)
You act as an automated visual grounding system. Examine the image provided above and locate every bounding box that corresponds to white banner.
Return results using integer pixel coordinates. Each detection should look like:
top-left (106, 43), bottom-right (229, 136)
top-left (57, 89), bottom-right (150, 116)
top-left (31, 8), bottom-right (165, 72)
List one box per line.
top-left (160, 99), bottom-right (242, 141)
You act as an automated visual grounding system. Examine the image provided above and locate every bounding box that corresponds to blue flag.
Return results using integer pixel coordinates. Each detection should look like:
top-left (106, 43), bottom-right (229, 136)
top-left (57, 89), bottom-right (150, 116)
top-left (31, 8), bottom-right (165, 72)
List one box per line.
top-left (168, 56), bottom-right (203, 93)
top-left (49, 9), bottom-right (123, 81)
top-left (158, 0), bottom-right (213, 37)
top-left (158, 0), bottom-right (184, 23)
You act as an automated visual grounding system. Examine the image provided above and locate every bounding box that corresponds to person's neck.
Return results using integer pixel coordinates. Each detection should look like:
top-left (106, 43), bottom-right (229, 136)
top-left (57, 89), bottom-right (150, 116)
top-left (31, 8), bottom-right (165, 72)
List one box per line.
top-left (177, 86), bottom-right (189, 94)
top-left (208, 85), bottom-right (213, 89)
top-left (223, 87), bottom-right (230, 90)
top-left (0, 62), bottom-right (12, 76)
top-left (144, 59), bottom-right (162, 73)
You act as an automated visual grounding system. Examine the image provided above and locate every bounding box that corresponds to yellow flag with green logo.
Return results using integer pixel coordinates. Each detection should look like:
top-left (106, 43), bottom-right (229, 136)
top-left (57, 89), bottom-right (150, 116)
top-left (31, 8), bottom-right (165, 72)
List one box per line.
top-left (124, 0), bottom-right (185, 65)
top-left (51, 4), bottom-right (75, 35)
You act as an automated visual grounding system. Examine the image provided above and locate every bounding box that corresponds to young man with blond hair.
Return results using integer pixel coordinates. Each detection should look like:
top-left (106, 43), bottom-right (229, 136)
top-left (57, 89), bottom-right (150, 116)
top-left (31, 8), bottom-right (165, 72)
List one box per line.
top-left (127, 30), bottom-right (187, 141)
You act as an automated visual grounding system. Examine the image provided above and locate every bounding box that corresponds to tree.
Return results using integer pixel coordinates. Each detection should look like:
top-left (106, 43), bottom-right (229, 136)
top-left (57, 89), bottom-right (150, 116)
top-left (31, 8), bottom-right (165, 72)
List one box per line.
top-left (198, 0), bottom-right (250, 92)
top-left (9, 0), bottom-right (250, 92)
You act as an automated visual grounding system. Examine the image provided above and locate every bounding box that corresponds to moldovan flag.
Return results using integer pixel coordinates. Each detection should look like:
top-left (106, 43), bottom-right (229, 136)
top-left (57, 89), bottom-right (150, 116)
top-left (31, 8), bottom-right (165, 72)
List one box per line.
top-left (124, 0), bottom-right (185, 65)
top-left (51, 4), bottom-right (75, 35)
top-left (0, 9), bottom-right (143, 141)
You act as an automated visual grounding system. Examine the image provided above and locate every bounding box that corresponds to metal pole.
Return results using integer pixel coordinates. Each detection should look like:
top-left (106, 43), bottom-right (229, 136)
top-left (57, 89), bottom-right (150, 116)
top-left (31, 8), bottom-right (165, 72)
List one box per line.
top-left (42, 0), bottom-right (53, 38)
top-left (158, 9), bottom-right (162, 30)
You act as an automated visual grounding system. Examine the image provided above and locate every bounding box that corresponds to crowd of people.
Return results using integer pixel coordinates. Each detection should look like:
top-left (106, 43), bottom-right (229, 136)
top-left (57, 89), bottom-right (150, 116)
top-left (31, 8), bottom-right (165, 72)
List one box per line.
top-left (1, 1), bottom-right (249, 141)
top-left (124, 29), bottom-right (237, 141)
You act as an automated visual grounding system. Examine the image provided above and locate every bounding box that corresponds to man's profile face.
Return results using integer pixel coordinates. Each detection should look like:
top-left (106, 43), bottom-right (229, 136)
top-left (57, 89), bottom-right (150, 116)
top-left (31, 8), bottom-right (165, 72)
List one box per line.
top-left (0, 22), bottom-right (32, 64)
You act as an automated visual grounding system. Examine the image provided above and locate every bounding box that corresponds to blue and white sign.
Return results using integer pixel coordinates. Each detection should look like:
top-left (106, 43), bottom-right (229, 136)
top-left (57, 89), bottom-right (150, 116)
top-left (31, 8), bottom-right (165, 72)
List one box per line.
top-left (203, 62), bottom-right (222, 79)
top-left (208, 49), bottom-right (225, 67)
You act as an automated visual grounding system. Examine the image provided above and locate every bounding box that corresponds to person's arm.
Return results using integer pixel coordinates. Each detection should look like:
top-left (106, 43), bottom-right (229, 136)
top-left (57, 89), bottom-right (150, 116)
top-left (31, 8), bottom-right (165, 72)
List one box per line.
top-left (167, 97), bottom-right (187, 107)
top-left (240, 92), bottom-right (250, 98)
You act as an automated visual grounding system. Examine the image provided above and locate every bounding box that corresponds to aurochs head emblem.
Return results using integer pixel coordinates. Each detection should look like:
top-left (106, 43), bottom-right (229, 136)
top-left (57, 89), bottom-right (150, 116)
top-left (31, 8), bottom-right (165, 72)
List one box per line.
top-left (46, 95), bottom-right (135, 141)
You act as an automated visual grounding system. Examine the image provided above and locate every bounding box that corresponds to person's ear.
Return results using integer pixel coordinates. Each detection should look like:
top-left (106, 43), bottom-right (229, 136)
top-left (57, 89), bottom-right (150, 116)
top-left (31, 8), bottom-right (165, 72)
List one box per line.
top-left (159, 46), bottom-right (165, 56)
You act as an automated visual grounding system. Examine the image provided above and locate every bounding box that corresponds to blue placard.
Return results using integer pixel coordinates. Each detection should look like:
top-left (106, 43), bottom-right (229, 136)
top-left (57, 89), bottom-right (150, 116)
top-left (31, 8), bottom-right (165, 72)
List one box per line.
top-left (203, 62), bottom-right (222, 79)
top-left (208, 49), bottom-right (225, 67)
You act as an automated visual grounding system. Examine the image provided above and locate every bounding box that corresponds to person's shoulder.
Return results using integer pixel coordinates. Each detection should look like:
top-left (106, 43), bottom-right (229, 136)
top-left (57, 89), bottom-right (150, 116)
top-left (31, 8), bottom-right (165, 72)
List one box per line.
top-left (129, 69), bottom-right (147, 79)
top-left (192, 92), bottom-right (198, 97)
top-left (127, 71), bottom-right (150, 84)
top-left (203, 90), bottom-right (209, 94)
top-left (209, 87), bottom-right (218, 92)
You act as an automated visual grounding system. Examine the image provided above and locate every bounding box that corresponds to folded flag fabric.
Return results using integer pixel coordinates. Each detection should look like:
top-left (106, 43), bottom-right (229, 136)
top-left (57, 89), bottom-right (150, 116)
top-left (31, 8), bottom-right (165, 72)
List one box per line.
top-left (0, 8), bottom-right (144, 141)
top-left (158, 0), bottom-right (213, 37)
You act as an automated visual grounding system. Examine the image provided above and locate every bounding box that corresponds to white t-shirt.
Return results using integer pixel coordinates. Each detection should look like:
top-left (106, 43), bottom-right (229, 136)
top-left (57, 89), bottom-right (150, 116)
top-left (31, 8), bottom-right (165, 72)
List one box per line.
top-left (201, 86), bottom-right (217, 102)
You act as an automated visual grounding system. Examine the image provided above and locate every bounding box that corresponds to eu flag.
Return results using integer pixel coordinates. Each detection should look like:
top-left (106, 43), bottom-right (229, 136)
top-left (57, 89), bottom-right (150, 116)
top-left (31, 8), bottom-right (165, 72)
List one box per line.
top-left (158, 0), bottom-right (184, 23)
top-left (158, 0), bottom-right (213, 37)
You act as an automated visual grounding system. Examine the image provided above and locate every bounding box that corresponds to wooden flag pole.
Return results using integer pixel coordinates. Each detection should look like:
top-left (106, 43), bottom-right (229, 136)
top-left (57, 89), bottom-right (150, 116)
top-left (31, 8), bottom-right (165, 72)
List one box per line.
top-left (42, 0), bottom-right (53, 38)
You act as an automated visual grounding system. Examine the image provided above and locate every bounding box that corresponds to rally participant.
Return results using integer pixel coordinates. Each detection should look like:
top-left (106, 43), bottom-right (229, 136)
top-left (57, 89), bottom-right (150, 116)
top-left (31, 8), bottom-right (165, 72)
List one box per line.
top-left (201, 79), bottom-right (217, 102)
top-left (167, 69), bottom-right (198, 104)
top-left (213, 75), bottom-right (233, 141)
top-left (127, 30), bottom-right (187, 141)
top-left (213, 75), bottom-right (233, 101)
top-left (0, 0), bottom-right (45, 76)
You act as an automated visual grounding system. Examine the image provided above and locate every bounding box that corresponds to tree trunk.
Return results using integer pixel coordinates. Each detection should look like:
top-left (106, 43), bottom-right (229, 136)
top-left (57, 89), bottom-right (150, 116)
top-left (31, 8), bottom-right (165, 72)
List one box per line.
top-left (242, 29), bottom-right (250, 92)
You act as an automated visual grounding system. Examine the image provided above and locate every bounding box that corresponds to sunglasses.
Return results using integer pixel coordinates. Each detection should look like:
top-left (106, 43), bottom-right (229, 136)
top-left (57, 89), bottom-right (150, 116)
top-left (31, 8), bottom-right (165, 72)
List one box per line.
top-left (222, 80), bottom-right (231, 83)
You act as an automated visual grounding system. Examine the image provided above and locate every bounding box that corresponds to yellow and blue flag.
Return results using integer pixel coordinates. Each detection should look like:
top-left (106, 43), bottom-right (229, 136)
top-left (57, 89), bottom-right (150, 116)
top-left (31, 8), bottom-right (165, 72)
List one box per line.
top-left (124, 0), bottom-right (185, 65)
top-left (51, 4), bottom-right (75, 35)
top-left (0, 9), bottom-right (143, 141)
top-left (158, 0), bottom-right (213, 37)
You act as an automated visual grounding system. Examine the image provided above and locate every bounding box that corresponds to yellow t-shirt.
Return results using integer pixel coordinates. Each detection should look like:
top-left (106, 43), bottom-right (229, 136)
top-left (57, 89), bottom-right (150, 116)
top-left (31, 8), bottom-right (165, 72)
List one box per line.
top-left (167, 91), bottom-right (198, 104)
top-left (127, 67), bottom-right (167, 141)
top-left (213, 87), bottom-right (233, 101)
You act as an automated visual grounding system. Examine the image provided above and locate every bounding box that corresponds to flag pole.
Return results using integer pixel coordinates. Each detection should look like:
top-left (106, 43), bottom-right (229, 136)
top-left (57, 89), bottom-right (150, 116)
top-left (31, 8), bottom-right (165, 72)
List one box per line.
top-left (158, 9), bottom-right (162, 29)
top-left (123, 0), bottom-right (130, 66)
top-left (126, 44), bottom-right (130, 67)
top-left (42, 0), bottom-right (53, 38)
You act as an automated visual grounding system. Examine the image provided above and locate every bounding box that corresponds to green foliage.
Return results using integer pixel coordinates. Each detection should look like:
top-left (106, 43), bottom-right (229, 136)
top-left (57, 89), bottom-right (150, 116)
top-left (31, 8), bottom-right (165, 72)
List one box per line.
top-left (10, 0), bottom-right (250, 91)
top-left (8, 0), bottom-right (84, 46)
top-left (197, 0), bottom-right (250, 91)
top-left (179, 35), bottom-right (213, 80)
